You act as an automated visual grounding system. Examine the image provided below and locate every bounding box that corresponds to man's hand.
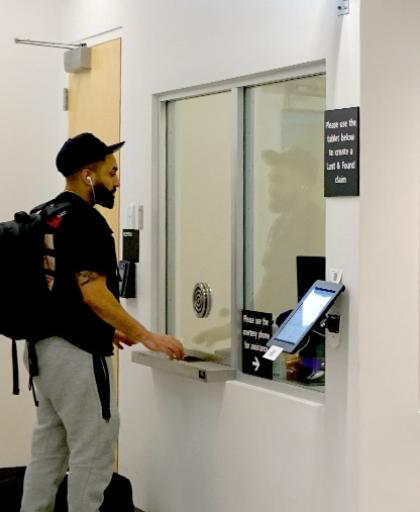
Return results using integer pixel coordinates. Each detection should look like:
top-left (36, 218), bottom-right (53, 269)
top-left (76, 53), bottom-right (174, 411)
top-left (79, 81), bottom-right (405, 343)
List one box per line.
top-left (113, 330), bottom-right (137, 350)
top-left (141, 332), bottom-right (185, 361)
top-left (114, 329), bottom-right (184, 361)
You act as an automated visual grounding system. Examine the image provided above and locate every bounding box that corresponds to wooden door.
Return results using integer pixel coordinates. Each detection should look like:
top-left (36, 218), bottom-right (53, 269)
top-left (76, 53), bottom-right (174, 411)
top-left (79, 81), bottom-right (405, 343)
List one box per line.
top-left (67, 38), bottom-right (122, 467)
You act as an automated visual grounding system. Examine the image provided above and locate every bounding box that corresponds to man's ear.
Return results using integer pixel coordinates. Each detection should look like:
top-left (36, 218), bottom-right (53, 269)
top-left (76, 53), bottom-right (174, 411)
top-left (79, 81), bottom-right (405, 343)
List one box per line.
top-left (81, 168), bottom-right (95, 187)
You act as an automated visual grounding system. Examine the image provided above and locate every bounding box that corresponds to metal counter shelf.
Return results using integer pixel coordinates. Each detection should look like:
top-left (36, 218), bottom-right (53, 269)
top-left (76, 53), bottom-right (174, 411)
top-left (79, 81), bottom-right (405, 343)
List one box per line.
top-left (131, 348), bottom-right (236, 383)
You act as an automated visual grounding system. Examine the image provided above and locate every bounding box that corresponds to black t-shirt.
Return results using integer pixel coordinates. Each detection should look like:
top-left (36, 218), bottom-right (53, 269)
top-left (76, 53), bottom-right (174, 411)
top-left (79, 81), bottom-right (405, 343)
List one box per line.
top-left (43, 192), bottom-right (119, 356)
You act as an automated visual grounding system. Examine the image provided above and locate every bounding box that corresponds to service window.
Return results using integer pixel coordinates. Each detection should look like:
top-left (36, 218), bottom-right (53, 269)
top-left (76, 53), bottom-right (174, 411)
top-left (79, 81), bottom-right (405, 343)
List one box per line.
top-left (160, 70), bottom-right (326, 390)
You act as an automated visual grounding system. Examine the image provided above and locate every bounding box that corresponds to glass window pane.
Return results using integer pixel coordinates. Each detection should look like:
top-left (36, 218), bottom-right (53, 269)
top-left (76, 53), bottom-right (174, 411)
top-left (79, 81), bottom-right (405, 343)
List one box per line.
top-left (166, 92), bottom-right (232, 361)
top-left (244, 75), bottom-right (326, 387)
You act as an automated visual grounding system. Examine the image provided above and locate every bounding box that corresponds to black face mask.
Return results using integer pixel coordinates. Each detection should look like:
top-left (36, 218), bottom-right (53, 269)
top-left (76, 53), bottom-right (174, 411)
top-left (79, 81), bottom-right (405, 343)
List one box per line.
top-left (93, 183), bottom-right (116, 209)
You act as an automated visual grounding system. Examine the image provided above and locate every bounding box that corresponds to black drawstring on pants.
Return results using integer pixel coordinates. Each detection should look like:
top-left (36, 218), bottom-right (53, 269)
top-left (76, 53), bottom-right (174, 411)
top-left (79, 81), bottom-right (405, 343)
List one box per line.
top-left (29, 376), bottom-right (39, 407)
top-left (92, 354), bottom-right (111, 422)
top-left (27, 340), bottom-right (39, 377)
top-left (27, 340), bottom-right (40, 408)
top-left (11, 339), bottom-right (19, 395)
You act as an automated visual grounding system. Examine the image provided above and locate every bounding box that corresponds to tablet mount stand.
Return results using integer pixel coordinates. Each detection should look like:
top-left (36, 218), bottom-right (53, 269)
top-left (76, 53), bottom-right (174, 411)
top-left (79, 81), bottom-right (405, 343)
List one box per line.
top-left (320, 314), bottom-right (340, 333)
top-left (322, 314), bottom-right (342, 349)
top-left (274, 310), bottom-right (342, 350)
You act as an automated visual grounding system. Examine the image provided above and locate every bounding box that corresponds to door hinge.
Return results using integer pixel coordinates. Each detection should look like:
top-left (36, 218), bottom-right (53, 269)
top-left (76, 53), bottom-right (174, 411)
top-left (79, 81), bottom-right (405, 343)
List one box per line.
top-left (63, 88), bottom-right (69, 111)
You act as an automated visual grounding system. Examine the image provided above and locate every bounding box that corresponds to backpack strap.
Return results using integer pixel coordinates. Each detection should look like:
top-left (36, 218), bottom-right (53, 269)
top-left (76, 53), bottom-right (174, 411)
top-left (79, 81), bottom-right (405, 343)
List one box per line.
top-left (11, 339), bottom-right (39, 408)
top-left (30, 201), bottom-right (50, 214)
top-left (30, 200), bottom-right (72, 217)
top-left (39, 201), bottom-right (73, 286)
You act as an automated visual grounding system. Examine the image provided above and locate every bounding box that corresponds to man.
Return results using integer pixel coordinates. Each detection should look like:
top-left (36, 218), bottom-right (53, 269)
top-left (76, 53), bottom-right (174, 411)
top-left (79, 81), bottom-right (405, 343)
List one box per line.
top-left (20, 133), bottom-right (184, 512)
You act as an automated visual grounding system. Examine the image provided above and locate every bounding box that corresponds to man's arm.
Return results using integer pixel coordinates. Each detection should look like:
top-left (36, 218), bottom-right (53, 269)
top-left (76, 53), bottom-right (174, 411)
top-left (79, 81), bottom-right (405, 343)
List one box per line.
top-left (77, 271), bottom-right (184, 360)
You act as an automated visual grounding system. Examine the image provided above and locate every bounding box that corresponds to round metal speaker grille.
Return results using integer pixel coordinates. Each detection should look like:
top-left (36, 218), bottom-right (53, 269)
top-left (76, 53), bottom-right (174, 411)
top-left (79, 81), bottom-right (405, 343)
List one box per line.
top-left (192, 282), bottom-right (212, 318)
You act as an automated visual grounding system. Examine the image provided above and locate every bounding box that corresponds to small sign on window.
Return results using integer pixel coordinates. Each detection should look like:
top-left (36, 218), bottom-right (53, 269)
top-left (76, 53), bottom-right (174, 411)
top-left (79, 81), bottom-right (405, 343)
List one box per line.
top-left (242, 310), bottom-right (273, 379)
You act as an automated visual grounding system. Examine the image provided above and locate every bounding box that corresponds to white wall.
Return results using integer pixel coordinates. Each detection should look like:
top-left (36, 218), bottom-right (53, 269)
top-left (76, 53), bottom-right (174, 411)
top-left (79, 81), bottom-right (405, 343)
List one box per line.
top-left (324, 4), bottom-right (361, 510)
top-left (359, 1), bottom-right (420, 511)
top-left (58, 1), bottom-right (361, 512)
top-left (0, 0), bottom-right (64, 466)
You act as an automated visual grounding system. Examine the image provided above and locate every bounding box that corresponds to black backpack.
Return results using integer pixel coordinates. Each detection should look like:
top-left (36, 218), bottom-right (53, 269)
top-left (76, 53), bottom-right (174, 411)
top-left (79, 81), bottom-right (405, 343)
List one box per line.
top-left (0, 202), bottom-right (70, 395)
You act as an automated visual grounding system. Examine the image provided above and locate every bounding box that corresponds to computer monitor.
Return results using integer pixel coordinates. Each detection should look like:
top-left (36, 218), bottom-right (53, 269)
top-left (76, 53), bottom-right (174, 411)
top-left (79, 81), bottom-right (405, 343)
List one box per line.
top-left (274, 256), bottom-right (326, 328)
top-left (296, 256), bottom-right (325, 301)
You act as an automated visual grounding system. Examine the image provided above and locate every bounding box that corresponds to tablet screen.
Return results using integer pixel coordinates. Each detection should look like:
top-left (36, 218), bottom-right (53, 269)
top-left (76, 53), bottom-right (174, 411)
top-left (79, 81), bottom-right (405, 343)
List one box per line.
top-left (273, 287), bottom-right (335, 345)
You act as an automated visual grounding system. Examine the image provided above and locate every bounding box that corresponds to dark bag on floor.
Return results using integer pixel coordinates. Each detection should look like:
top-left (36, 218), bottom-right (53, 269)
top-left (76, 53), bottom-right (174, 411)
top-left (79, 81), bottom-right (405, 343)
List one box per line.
top-left (0, 466), bottom-right (25, 512)
top-left (0, 466), bottom-right (135, 512)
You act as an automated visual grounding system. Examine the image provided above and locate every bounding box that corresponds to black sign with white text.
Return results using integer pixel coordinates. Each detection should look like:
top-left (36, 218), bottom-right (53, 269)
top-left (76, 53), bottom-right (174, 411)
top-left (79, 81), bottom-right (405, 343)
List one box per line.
top-left (324, 107), bottom-right (360, 196)
top-left (242, 310), bottom-right (273, 379)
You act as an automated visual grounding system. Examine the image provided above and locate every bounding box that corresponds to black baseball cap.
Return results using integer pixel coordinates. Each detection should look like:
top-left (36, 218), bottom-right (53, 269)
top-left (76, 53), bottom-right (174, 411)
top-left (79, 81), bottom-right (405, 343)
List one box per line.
top-left (56, 132), bottom-right (125, 177)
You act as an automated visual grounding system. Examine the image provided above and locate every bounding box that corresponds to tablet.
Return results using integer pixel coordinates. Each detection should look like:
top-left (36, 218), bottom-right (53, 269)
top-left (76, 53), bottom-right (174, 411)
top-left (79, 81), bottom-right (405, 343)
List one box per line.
top-left (267, 280), bottom-right (345, 353)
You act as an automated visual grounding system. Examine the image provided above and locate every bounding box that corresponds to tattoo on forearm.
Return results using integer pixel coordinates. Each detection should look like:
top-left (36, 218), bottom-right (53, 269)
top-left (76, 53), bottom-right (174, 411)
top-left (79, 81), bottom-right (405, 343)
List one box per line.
top-left (76, 270), bottom-right (100, 286)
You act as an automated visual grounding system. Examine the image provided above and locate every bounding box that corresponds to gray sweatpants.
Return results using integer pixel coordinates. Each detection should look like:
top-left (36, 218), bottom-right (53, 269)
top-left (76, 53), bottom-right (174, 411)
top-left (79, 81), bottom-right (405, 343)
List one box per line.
top-left (20, 337), bottom-right (119, 512)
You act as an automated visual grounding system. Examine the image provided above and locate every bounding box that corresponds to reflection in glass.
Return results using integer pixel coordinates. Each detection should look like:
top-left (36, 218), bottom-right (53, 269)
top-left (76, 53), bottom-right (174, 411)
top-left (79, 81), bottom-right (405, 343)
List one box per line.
top-left (244, 75), bottom-right (326, 387)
